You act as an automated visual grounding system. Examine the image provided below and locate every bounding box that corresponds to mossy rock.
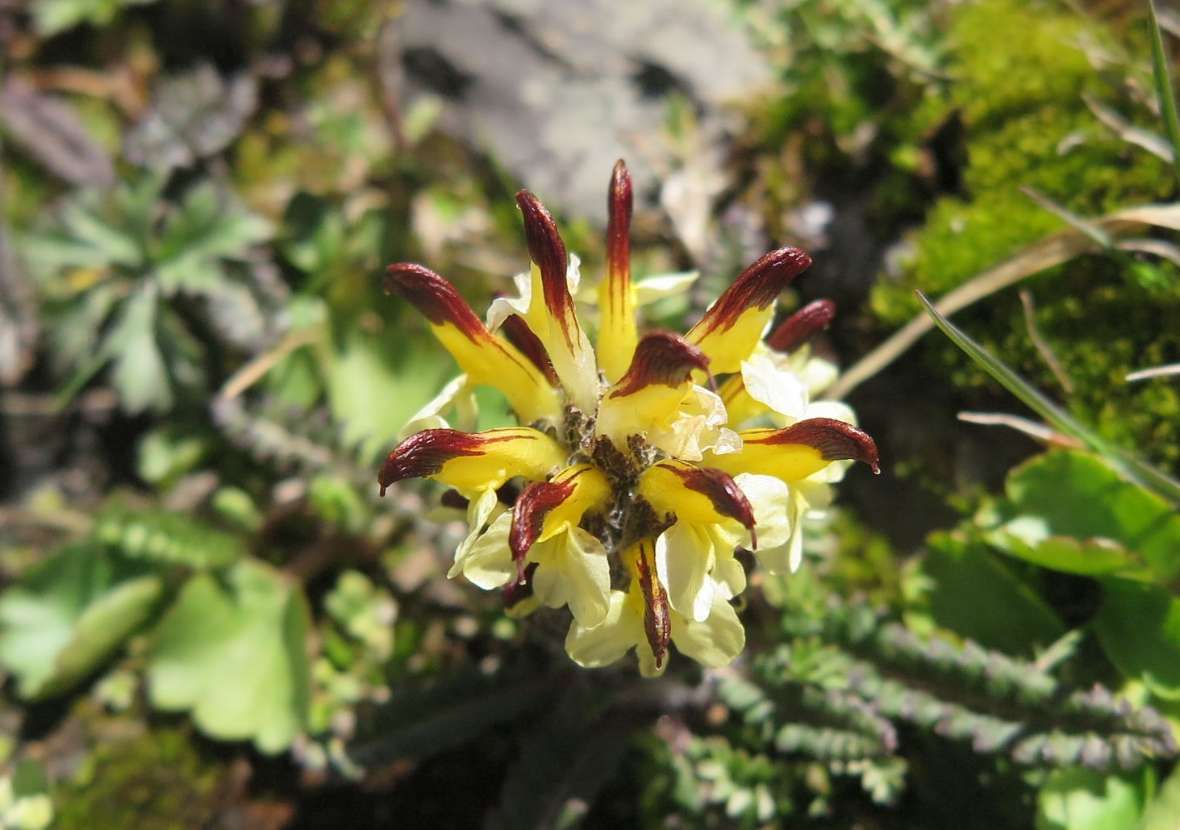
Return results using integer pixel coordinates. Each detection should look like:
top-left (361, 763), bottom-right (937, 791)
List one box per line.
top-left (869, 0), bottom-right (1179, 466)
top-left (53, 727), bottom-right (229, 830)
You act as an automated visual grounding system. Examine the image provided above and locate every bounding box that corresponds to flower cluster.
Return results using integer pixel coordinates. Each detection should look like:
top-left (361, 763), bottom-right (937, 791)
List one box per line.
top-left (379, 161), bottom-right (879, 676)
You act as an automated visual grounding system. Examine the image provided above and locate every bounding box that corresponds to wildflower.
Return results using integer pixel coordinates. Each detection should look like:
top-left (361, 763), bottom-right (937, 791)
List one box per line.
top-left (379, 161), bottom-right (879, 675)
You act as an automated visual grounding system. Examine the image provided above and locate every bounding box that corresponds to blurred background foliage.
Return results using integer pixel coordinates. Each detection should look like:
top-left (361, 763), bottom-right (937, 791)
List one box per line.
top-left (2, 0), bottom-right (1180, 827)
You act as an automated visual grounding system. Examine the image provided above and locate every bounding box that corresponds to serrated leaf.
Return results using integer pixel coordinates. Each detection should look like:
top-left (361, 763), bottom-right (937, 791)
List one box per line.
top-left (348, 666), bottom-right (553, 768)
top-left (0, 545), bottom-right (163, 699)
top-left (1093, 579), bottom-right (1180, 701)
top-left (988, 450), bottom-right (1180, 583)
top-left (146, 561), bottom-right (310, 754)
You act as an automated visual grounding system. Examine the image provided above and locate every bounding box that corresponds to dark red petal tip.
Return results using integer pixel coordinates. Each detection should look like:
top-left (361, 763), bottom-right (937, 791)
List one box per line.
top-left (635, 541), bottom-right (670, 670)
top-left (667, 465), bottom-right (757, 548)
top-left (501, 314), bottom-right (559, 385)
top-left (767, 299), bottom-right (837, 352)
top-left (611, 331), bottom-right (710, 397)
top-left (385, 263), bottom-right (487, 338)
top-left (509, 477), bottom-right (577, 567)
top-left (694, 247), bottom-right (813, 337)
top-left (763, 418), bottom-right (880, 474)
top-left (377, 428), bottom-right (485, 494)
top-left (607, 160), bottom-right (633, 282)
top-left (515, 191), bottom-right (574, 324)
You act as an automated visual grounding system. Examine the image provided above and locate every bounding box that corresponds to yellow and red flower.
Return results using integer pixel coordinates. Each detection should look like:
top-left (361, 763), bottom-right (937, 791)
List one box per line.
top-left (379, 160), bottom-right (879, 676)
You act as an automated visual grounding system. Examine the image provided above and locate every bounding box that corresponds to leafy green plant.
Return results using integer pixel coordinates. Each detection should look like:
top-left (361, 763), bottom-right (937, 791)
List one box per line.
top-left (20, 174), bottom-right (271, 412)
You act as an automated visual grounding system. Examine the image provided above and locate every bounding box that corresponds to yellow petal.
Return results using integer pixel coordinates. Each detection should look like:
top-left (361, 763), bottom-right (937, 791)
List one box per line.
top-left (596, 331), bottom-right (708, 448)
top-left (685, 247), bottom-right (811, 374)
top-left (597, 160), bottom-right (638, 382)
top-left (705, 418), bottom-right (880, 483)
top-left (510, 464), bottom-right (611, 562)
top-left (385, 263), bottom-right (559, 424)
top-left (625, 539), bottom-right (671, 674)
top-left (379, 427), bottom-right (566, 494)
top-left (516, 192), bottom-right (600, 413)
top-left (637, 460), bottom-right (756, 539)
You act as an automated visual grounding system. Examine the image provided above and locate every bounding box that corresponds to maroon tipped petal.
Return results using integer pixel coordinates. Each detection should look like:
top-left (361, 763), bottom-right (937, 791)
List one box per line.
top-left (635, 541), bottom-right (671, 671)
top-left (503, 561), bottom-right (539, 609)
top-left (691, 247), bottom-right (812, 339)
top-left (509, 475), bottom-right (579, 570)
top-left (610, 331), bottom-right (710, 398)
top-left (758, 418), bottom-right (880, 474)
top-left (501, 314), bottom-right (559, 386)
top-left (378, 429), bottom-right (487, 494)
top-left (665, 465), bottom-right (758, 549)
top-left (515, 191), bottom-right (576, 343)
top-left (767, 299), bottom-right (837, 352)
top-left (385, 263), bottom-right (489, 341)
top-left (606, 159), bottom-right (633, 289)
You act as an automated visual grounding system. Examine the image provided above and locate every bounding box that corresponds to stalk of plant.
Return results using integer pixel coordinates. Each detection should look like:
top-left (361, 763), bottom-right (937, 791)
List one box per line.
top-left (379, 161), bottom-right (879, 676)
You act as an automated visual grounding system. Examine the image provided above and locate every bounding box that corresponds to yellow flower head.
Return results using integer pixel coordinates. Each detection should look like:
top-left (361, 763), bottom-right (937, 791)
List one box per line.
top-left (379, 161), bottom-right (879, 676)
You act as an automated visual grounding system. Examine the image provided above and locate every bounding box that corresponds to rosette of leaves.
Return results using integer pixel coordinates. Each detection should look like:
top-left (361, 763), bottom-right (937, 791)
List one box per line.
top-left (19, 174), bottom-right (271, 413)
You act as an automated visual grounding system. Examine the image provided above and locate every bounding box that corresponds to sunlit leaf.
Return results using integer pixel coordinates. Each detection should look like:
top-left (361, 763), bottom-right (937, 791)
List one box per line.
top-left (984, 450), bottom-right (1180, 583)
top-left (146, 560), bottom-right (311, 754)
top-left (0, 546), bottom-right (163, 699)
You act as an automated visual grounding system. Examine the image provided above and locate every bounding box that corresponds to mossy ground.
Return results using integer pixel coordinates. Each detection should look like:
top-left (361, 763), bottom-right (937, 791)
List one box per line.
top-left (868, 0), bottom-right (1180, 468)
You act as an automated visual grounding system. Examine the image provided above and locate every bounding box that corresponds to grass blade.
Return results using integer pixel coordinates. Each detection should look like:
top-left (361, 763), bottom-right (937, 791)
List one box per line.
top-left (918, 292), bottom-right (1180, 507)
top-left (1148, 0), bottom-right (1180, 186)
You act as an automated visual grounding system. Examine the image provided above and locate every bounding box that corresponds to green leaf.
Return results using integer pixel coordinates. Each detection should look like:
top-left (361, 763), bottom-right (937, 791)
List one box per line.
top-left (32, 0), bottom-right (157, 35)
top-left (913, 532), bottom-right (1064, 655)
top-left (101, 285), bottom-right (171, 413)
top-left (154, 181), bottom-right (270, 293)
top-left (325, 329), bottom-right (451, 461)
top-left (1037, 768), bottom-right (1150, 830)
top-left (985, 450), bottom-right (1180, 583)
top-left (0, 546), bottom-right (163, 698)
top-left (1093, 579), bottom-right (1180, 700)
top-left (1148, 0), bottom-right (1180, 187)
top-left (1140, 762), bottom-right (1180, 830)
top-left (94, 507), bottom-right (245, 569)
top-left (146, 561), bottom-right (311, 753)
top-left (918, 293), bottom-right (1180, 507)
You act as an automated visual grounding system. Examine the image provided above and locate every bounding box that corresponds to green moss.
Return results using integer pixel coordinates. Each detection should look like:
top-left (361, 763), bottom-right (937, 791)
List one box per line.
top-left (53, 728), bottom-right (227, 830)
top-left (869, 0), bottom-right (1179, 465)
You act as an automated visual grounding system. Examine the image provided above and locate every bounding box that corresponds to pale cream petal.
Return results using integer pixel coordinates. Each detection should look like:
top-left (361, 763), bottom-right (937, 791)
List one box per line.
top-left (804, 399), bottom-right (857, 425)
top-left (459, 512), bottom-right (514, 589)
top-left (740, 352), bottom-right (808, 421)
top-left (655, 524), bottom-right (714, 623)
top-left (485, 272), bottom-right (532, 332)
top-left (564, 591), bottom-right (639, 668)
top-left (560, 527), bottom-right (612, 628)
top-left (448, 488), bottom-right (502, 578)
top-left (636, 639), bottom-right (668, 678)
top-left (671, 590), bottom-right (745, 668)
top-left (648, 384), bottom-right (731, 461)
top-left (633, 270), bottom-right (699, 305)
top-left (787, 488), bottom-right (810, 573)
top-left (734, 472), bottom-right (793, 552)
